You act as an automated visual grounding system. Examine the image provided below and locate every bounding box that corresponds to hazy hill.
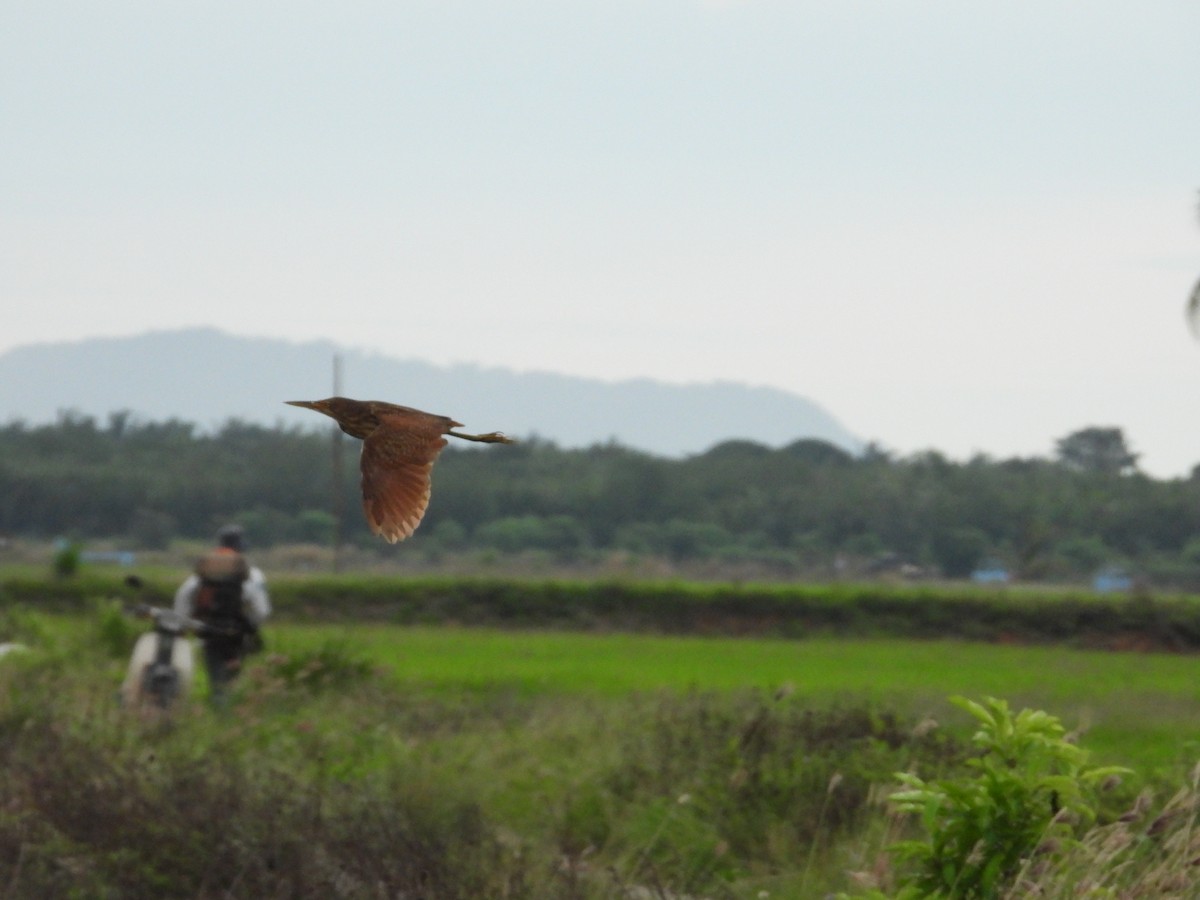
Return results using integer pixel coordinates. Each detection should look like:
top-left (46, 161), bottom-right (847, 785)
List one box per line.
top-left (0, 329), bottom-right (862, 456)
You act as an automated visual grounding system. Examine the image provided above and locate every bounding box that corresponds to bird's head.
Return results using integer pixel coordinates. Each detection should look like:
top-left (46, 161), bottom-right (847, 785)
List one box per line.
top-left (286, 397), bottom-right (379, 438)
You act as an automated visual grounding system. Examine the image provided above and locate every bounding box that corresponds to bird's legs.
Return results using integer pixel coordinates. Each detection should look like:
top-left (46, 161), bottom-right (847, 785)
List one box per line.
top-left (448, 430), bottom-right (515, 444)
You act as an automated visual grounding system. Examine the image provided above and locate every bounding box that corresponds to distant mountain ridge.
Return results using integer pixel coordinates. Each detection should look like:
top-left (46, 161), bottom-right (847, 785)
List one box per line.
top-left (0, 328), bottom-right (862, 457)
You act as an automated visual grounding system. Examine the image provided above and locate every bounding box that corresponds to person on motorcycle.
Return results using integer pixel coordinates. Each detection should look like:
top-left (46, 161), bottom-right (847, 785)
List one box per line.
top-left (173, 524), bottom-right (270, 704)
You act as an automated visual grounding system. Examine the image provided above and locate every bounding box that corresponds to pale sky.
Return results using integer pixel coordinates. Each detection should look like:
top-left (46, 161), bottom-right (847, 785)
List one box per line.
top-left (3, 2), bottom-right (1199, 476)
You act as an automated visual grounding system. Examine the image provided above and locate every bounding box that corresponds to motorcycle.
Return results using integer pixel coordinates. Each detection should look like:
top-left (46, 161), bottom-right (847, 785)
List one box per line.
top-left (119, 575), bottom-right (235, 712)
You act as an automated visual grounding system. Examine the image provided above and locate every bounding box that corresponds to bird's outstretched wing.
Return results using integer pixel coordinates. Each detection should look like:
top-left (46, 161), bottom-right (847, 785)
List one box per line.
top-left (1189, 278), bottom-right (1200, 339)
top-left (359, 415), bottom-right (450, 543)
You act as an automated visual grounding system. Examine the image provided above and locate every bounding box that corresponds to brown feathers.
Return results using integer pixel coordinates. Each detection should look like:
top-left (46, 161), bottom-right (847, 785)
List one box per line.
top-left (286, 398), bottom-right (514, 543)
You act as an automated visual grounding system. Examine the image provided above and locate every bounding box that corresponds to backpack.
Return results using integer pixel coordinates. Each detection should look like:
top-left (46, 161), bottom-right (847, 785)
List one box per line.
top-left (193, 550), bottom-right (250, 627)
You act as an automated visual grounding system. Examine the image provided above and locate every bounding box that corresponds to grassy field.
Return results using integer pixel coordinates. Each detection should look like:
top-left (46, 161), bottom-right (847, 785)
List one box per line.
top-left (5, 586), bottom-right (1200, 897)
top-left (20, 602), bottom-right (1200, 772)
top-left (269, 624), bottom-right (1200, 774)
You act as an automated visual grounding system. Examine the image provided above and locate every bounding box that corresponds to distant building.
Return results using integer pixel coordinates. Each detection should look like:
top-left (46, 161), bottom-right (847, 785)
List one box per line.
top-left (81, 549), bottom-right (137, 566)
top-left (971, 559), bottom-right (1011, 584)
top-left (1093, 565), bottom-right (1133, 593)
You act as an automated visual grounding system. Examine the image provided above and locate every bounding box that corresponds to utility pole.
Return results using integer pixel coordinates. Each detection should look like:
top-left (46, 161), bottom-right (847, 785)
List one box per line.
top-left (331, 354), bottom-right (345, 572)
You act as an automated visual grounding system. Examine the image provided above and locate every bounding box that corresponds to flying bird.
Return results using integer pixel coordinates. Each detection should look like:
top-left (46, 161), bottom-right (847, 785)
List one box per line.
top-left (287, 398), bottom-right (514, 543)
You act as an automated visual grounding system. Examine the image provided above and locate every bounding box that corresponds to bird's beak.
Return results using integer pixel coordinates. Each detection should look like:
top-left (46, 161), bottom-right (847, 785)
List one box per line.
top-left (286, 399), bottom-right (336, 419)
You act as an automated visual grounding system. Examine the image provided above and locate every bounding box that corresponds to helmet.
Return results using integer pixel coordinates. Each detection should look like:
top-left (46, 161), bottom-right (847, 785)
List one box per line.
top-left (216, 524), bottom-right (245, 552)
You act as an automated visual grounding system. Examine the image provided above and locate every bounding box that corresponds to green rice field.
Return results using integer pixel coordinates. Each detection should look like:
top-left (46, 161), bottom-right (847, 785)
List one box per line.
top-left (272, 624), bottom-right (1200, 773)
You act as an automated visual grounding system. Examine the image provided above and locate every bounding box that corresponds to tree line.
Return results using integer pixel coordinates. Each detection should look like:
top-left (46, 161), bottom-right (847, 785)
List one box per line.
top-left (2, 411), bottom-right (1200, 585)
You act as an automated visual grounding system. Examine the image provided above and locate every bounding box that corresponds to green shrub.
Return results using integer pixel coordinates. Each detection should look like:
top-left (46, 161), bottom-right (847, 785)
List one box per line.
top-left (93, 598), bottom-right (142, 660)
top-left (51, 542), bottom-right (81, 578)
top-left (887, 696), bottom-right (1129, 898)
top-left (13, 573), bottom-right (1200, 651)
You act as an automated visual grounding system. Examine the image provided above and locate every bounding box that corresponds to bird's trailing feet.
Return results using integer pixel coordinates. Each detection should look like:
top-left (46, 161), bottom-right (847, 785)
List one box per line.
top-left (448, 430), bottom-right (515, 444)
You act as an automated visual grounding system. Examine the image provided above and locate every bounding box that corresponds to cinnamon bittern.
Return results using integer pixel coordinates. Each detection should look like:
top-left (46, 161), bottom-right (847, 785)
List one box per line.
top-left (286, 398), bottom-right (514, 543)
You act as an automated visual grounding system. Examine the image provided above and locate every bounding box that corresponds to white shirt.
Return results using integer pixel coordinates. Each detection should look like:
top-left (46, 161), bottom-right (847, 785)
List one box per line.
top-left (173, 565), bottom-right (271, 625)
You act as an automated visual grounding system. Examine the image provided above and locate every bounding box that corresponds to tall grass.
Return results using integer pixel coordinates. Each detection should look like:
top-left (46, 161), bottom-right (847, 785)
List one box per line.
top-left (2, 610), bottom-right (1200, 897)
top-left (0, 612), bottom-right (974, 898)
top-left (1003, 767), bottom-right (1200, 898)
